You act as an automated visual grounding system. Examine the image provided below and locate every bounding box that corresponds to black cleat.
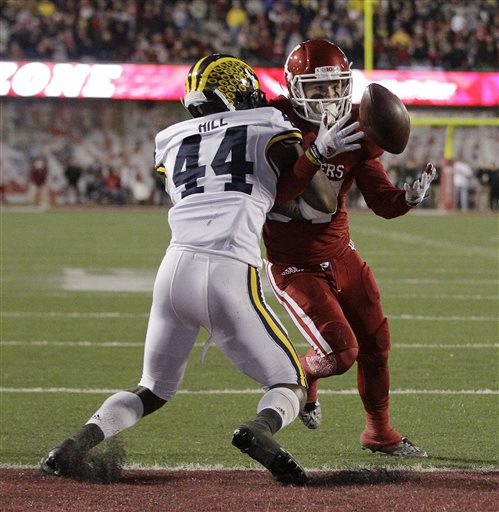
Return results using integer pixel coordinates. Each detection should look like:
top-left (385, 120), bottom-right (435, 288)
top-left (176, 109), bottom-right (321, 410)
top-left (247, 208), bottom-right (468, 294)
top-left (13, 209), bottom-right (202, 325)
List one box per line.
top-left (232, 422), bottom-right (308, 485)
top-left (40, 438), bottom-right (95, 481)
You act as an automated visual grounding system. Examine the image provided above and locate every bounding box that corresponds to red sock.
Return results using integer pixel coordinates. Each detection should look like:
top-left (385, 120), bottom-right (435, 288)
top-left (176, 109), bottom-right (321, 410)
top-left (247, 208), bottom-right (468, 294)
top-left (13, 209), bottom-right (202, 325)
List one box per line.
top-left (357, 352), bottom-right (401, 445)
top-left (299, 350), bottom-right (319, 403)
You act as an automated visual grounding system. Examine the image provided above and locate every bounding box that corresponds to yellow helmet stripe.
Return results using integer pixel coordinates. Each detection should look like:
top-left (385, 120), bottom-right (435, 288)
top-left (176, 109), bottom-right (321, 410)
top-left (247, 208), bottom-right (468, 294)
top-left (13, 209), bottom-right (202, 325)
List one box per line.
top-left (194, 57), bottom-right (261, 93)
top-left (247, 266), bottom-right (307, 387)
top-left (186, 55), bottom-right (210, 92)
top-left (196, 56), bottom-right (238, 91)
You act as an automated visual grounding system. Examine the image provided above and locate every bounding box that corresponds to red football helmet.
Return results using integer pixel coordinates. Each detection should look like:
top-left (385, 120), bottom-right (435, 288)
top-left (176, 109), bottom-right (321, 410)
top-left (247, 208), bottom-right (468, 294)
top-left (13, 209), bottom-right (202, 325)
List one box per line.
top-left (285, 39), bottom-right (353, 125)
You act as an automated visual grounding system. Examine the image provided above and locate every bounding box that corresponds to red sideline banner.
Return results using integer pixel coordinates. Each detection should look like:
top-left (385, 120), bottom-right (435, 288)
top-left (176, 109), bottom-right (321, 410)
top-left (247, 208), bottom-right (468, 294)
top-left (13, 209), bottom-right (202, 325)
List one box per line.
top-left (1, 61), bottom-right (497, 106)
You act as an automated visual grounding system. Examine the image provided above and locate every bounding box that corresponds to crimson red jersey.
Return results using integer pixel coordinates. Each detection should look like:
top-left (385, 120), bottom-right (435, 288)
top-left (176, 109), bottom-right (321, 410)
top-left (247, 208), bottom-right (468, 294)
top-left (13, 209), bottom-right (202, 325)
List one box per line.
top-left (263, 95), bottom-right (411, 266)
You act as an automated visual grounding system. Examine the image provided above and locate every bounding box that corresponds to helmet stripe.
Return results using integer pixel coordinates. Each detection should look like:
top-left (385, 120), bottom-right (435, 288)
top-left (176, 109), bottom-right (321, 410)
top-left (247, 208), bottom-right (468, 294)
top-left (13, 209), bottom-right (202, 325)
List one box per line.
top-left (191, 55), bottom-right (261, 93)
top-left (184, 53), bottom-right (264, 115)
top-left (197, 56), bottom-right (244, 92)
top-left (186, 55), bottom-right (210, 92)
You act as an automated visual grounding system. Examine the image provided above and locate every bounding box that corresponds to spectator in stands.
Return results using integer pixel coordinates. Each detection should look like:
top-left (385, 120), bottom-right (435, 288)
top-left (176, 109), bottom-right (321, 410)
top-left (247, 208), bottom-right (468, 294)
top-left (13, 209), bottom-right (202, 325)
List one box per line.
top-left (453, 156), bottom-right (474, 211)
top-left (29, 156), bottom-right (50, 208)
top-left (64, 158), bottom-right (83, 205)
top-left (226, 0), bottom-right (248, 51)
top-left (84, 165), bottom-right (105, 204)
top-left (489, 170), bottom-right (499, 211)
top-left (131, 172), bottom-right (151, 205)
top-left (1, 0), bottom-right (496, 70)
top-left (475, 168), bottom-right (492, 212)
top-left (103, 167), bottom-right (126, 205)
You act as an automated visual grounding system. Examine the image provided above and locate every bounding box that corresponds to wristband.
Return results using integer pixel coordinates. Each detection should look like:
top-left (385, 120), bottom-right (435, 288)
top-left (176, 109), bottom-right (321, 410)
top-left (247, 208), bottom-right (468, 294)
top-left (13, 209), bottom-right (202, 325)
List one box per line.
top-left (308, 143), bottom-right (326, 164)
top-left (305, 147), bottom-right (322, 165)
top-left (294, 150), bottom-right (321, 178)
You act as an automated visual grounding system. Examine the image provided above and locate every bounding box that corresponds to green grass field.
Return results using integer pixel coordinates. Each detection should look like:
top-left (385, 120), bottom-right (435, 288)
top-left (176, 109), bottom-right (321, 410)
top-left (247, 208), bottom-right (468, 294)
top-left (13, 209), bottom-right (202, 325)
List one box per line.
top-left (1, 209), bottom-right (498, 471)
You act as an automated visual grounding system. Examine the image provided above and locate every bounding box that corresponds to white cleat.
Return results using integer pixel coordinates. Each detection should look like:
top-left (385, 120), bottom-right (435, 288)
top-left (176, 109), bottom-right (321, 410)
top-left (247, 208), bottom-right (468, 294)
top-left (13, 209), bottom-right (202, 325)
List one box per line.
top-left (298, 401), bottom-right (321, 430)
top-left (362, 437), bottom-right (428, 458)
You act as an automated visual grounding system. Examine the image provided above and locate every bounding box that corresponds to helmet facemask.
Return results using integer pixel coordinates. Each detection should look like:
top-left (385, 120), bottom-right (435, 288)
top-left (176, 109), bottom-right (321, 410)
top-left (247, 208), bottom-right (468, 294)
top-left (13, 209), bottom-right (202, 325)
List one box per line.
top-left (288, 66), bottom-right (352, 125)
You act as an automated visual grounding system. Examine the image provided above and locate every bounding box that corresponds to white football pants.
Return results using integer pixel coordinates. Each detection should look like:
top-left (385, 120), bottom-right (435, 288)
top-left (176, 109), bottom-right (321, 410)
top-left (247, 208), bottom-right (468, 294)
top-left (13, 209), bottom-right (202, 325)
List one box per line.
top-left (138, 247), bottom-right (306, 400)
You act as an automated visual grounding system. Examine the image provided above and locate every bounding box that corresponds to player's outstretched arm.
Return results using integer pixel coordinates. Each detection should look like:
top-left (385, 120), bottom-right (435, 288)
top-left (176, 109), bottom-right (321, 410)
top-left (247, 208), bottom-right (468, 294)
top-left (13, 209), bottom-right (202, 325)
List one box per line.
top-left (404, 163), bottom-right (437, 206)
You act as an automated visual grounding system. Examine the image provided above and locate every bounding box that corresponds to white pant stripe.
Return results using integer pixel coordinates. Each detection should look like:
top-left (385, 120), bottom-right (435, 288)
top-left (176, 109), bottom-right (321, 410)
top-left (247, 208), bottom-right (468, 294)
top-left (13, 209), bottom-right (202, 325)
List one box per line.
top-left (264, 260), bottom-right (332, 354)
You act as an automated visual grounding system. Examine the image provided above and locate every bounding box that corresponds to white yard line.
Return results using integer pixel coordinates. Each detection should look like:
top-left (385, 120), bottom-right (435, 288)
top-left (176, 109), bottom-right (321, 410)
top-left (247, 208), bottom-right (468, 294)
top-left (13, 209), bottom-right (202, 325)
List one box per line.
top-left (0, 462), bottom-right (498, 472)
top-left (0, 387), bottom-right (497, 395)
top-left (1, 311), bottom-right (497, 321)
top-left (389, 314), bottom-right (496, 321)
top-left (384, 294), bottom-right (497, 300)
top-left (379, 278), bottom-right (498, 285)
top-left (1, 340), bottom-right (497, 349)
top-left (352, 226), bottom-right (497, 259)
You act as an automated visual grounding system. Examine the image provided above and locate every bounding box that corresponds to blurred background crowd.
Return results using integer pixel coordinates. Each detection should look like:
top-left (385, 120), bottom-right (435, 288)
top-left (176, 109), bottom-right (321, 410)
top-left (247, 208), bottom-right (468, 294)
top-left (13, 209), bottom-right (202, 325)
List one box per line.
top-left (2, 0), bottom-right (497, 69)
top-left (1, 0), bottom-right (498, 211)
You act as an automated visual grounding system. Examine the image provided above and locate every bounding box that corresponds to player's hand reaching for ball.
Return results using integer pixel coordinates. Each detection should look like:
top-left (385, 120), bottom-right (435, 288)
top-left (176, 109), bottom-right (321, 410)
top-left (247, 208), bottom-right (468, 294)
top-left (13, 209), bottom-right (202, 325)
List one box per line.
top-left (404, 163), bottom-right (437, 206)
top-left (309, 112), bottom-right (364, 163)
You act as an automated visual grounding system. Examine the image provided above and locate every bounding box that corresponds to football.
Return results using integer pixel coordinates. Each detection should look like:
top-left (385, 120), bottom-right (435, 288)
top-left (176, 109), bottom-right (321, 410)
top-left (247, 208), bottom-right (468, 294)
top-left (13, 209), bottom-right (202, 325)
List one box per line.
top-left (359, 83), bottom-right (411, 154)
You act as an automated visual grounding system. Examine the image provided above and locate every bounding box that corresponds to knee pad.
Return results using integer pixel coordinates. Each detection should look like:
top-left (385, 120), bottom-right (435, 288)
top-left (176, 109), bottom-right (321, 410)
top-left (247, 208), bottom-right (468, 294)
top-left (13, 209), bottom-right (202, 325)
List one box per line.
top-left (333, 347), bottom-right (359, 375)
top-left (303, 347), bottom-right (358, 378)
top-left (359, 317), bottom-right (390, 356)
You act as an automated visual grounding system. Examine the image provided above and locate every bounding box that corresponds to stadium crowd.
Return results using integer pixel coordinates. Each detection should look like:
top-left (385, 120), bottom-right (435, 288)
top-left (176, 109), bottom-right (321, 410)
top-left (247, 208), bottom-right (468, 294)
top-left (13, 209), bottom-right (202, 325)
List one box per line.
top-left (1, 0), bottom-right (497, 211)
top-left (2, 0), bottom-right (497, 70)
top-left (2, 98), bottom-right (497, 211)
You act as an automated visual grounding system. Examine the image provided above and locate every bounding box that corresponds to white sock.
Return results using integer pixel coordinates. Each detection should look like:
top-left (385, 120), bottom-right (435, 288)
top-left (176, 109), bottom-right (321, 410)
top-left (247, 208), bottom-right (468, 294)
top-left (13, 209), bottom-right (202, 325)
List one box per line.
top-left (257, 387), bottom-right (300, 429)
top-left (85, 391), bottom-right (144, 439)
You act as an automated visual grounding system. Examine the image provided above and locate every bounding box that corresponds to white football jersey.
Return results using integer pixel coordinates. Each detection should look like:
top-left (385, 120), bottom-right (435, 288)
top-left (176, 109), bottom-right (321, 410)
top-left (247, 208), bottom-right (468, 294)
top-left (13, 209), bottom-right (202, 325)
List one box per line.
top-left (155, 107), bottom-right (302, 267)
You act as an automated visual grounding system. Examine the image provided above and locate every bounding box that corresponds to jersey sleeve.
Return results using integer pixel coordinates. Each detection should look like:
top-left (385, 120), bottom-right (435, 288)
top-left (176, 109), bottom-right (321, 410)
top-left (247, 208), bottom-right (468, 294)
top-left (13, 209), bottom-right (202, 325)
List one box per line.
top-left (354, 155), bottom-right (411, 218)
top-left (275, 150), bottom-right (323, 204)
top-left (350, 109), bottom-right (411, 218)
top-left (154, 130), bottom-right (168, 176)
top-left (266, 107), bottom-right (303, 152)
top-left (260, 107), bottom-right (324, 204)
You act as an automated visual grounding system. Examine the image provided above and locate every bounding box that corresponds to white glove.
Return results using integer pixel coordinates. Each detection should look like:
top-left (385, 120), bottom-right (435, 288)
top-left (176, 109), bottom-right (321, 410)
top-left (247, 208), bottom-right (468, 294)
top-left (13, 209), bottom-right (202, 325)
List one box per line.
top-left (404, 163), bottom-right (437, 206)
top-left (310, 112), bottom-right (364, 162)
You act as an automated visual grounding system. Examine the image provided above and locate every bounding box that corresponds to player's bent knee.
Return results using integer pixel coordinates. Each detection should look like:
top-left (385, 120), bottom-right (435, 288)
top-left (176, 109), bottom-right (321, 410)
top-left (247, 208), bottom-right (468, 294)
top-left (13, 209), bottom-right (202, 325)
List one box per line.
top-left (333, 347), bottom-right (359, 375)
top-left (358, 349), bottom-right (389, 368)
top-left (128, 386), bottom-right (167, 416)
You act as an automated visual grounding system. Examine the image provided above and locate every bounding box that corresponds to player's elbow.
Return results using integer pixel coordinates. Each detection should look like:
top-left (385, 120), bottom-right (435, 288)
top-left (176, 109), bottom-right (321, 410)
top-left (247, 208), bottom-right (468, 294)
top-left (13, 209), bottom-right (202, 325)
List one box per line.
top-left (320, 195), bottom-right (337, 214)
top-left (303, 190), bottom-right (337, 214)
top-left (372, 207), bottom-right (407, 220)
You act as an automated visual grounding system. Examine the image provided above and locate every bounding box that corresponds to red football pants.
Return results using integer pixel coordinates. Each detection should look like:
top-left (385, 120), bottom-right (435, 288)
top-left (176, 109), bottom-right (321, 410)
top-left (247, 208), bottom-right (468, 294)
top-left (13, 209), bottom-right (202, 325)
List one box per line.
top-left (265, 245), bottom-right (397, 440)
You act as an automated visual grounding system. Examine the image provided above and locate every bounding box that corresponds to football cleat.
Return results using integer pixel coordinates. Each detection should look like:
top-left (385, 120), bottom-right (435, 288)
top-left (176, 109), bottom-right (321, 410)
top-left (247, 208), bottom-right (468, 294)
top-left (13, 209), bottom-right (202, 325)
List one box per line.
top-left (40, 438), bottom-right (95, 480)
top-left (298, 401), bottom-right (322, 429)
top-left (361, 437), bottom-right (428, 458)
top-left (232, 422), bottom-right (308, 485)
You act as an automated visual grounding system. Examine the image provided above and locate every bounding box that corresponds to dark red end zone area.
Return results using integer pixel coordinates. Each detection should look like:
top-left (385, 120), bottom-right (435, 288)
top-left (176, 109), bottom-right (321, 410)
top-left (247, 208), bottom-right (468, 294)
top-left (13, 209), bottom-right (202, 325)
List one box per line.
top-left (1, 467), bottom-right (498, 512)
